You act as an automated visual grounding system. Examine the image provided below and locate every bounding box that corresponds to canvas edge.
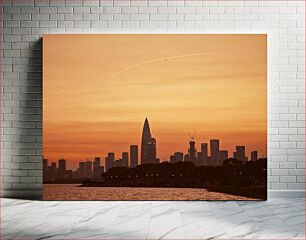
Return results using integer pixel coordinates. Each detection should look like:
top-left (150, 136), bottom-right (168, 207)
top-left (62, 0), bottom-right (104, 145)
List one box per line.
top-left (1, 189), bottom-right (304, 200)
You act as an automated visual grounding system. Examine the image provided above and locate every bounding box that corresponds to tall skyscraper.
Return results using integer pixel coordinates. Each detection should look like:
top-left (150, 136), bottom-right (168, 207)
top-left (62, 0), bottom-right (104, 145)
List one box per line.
top-left (141, 118), bottom-right (157, 164)
top-left (84, 161), bottom-right (93, 177)
top-left (93, 157), bottom-right (102, 178)
top-left (210, 139), bottom-right (219, 165)
top-left (188, 140), bottom-right (196, 163)
top-left (58, 158), bottom-right (66, 178)
top-left (105, 152), bottom-right (115, 172)
top-left (130, 145), bottom-right (138, 168)
top-left (251, 151), bottom-right (258, 161)
top-left (201, 143), bottom-right (208, 164)
top-left (50, 162), bottom-right (57, 179)
top-left (78, 161), bottom-right (85, 177)
top-left (122, 152), bottom-right (129, 167)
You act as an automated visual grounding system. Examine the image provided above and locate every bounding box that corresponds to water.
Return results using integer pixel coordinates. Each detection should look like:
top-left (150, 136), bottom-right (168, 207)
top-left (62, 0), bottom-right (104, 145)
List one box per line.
top-left (43, 184), bottom-right (259, 200)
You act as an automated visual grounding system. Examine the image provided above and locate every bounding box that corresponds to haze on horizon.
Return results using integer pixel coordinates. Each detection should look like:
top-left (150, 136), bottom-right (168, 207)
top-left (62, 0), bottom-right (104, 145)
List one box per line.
top-left (43, 34), bottom-right (267, 170)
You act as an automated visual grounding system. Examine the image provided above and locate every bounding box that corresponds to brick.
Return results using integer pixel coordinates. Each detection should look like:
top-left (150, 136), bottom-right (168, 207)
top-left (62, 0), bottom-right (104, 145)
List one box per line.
top-left (280, 176), bottom-right (296, 183)
top-left (12, 0), bottom-right (34, 7)
top-left (83, 14), bottom-right (99, 20)
top-left (57, 6), bottom-right (73, 14)
top-left (74, 21), bottom-right (90, 28)
top-left (49, 0), bottom-right (65, 6)
top-left (39, 21), bottom-right (57, 28)
top-left (90, 21), bottom-right (107, 28)
top-left (65, 0), bottom-right (83, 6)
top-left (35, 0), bottom-right (49, 6)
top-left (121, 7), bottom-right (138, 14)
top-left (83, 0), bottom-right (99, 6)
top-left (288, 183), bottom-right (305, 189)
top-left (21, 21), bottom-right (39, 28)
top-left (73, 6), bottom-right (90, 13)
top-left (139, 6), bottom-right (157, 13)
top-left (148, 0), bottom-right (167, 7)
top-left (131, 0), bottom-right (147, 6)
top-left (176, 7), bottom-right (195, 14)
top-left (103, 6), bottom-right (121, 13)
top-left (39, 6), bottom-right (57, 13)
top-left (32, 13), bottom-right (50, 20)
top-left (158, 7), bottom-right (176, 14)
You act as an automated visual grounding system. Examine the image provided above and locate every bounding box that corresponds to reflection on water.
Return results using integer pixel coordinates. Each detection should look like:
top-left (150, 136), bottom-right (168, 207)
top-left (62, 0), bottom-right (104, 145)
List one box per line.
top-left (43, 184), bottom-right (259, 200)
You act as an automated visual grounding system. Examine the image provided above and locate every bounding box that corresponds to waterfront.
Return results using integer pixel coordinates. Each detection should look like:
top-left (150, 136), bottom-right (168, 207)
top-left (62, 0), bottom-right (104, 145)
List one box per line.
top-left (43, 184), bottom-right (259, 201)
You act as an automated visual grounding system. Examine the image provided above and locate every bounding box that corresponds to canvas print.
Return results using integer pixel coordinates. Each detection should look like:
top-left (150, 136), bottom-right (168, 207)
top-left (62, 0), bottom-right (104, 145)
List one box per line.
top-left (43, 34), bottom-right (267, 200)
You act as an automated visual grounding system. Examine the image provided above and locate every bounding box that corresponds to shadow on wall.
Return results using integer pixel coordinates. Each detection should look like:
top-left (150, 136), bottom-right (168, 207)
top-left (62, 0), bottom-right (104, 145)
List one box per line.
top-left (4, 38), bottom-right (43, 200)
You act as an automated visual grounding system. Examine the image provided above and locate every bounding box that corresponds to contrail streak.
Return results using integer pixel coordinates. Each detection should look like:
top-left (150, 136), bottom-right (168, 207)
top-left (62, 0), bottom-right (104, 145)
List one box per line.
top-left (111, 52), bottom-right (216, 79)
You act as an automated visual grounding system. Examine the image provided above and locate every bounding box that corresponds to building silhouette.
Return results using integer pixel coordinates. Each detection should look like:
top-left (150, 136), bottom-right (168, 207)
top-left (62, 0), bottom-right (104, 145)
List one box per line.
top-left (58, 158), bottom-right (66, 179)
top-left (84, 161), bottom-right (93, 177)
top-left (122, 152), bottom-right (129, 167)
top-left (188, 140), bottom-right (196, 164)
top-left (219, 150), bottom-right (228, 162)
top-left (174, 152), bottom-right (183, 163)
top-left (105, 152), bottom-right (115, 172)
top-left (234, 146), bottom-right (247, 162)
top-left (141, 118), bottom-right (157, 164)
top-left (78, 161), bottom-right (85, 177)
top-left (201, 143), bottom-right (208, 163)
top-left (130, 145), bottom-right (138, 168)
top-left (93, 157), bottom-right (104, 178)
top-left (210, 139), bottom-right (219, 165)
top-left (251, 151), bottom-right (258, 161)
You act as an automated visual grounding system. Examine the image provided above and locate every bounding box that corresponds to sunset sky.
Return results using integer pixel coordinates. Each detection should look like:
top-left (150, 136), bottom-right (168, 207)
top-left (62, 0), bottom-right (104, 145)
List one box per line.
top-left (43, 34), bottom-right (267, 170)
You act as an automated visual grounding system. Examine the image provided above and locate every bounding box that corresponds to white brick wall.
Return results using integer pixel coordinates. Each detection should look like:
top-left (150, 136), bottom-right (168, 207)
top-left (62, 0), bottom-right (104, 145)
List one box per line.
top-left (1, 0), bottom-right (305, 198)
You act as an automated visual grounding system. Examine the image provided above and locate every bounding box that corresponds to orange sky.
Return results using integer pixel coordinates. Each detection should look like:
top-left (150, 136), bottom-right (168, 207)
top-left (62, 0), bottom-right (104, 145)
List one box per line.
top-left (43, 34), bottom-right (267, 170)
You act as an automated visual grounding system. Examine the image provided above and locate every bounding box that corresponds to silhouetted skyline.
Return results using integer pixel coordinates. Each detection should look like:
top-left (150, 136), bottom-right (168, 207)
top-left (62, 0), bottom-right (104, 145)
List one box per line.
top-left (44, 118), bottom-right (265, 181)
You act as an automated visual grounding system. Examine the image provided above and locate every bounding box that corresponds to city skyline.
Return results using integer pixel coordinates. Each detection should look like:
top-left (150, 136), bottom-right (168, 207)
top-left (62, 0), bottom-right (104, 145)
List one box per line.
top-left (44, 34), bottom-right (267, 170)
top-left (44, 118), bottom-right (265, 172)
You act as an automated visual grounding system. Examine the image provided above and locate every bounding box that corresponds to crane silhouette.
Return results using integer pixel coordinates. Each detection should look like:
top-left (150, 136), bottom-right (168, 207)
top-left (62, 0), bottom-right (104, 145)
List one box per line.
top-left (188, 130), bottom-right (197, 141)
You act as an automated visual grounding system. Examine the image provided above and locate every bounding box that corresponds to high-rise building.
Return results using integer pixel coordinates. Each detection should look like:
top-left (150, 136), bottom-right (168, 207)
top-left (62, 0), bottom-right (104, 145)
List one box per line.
top-left (105, 152), bottom-right (115, 172)
top-left (210, 139), bottom-right (219, 165)
top-left (78, 161), bottom-right (85, 177)
top-left (141, 118), bottom-right (157, 164)
top-left (201, 143), bottom-right (208, 162)
top-left (130, 145), bottom-right (138, 168)
top-left (174, 152), bottom-right (183, 162)
top-left (122, 152), bottom-right (129, 167)
top-left (58, 158), bottom-right (66, 179)
top-left (170, 155), bottom-right (175, 163)
top-left (188, 140), bottom-right (196, 163)
top-left (50, 162), bottom-right (57, 179)
top-left (251, 151), bottom-right (258, 161)
top-left (93, 157), bottom-right (102, 178)
top-left (219, 150), bottom-right (228, 162)
top-left (233, 146), bottom-right (247, 162)
top-left (84, 161), bottom-right (93, 177)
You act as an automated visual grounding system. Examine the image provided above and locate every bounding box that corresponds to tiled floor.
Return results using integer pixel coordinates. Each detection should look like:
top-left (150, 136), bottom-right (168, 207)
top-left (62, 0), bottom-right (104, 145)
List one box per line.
top-left (1, 198), bottom-right (305, 239)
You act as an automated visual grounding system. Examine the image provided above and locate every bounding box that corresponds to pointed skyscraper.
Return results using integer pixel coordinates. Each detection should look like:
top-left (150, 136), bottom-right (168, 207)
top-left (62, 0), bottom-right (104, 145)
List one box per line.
top-left (141, 118), bottom-right (157, 164)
